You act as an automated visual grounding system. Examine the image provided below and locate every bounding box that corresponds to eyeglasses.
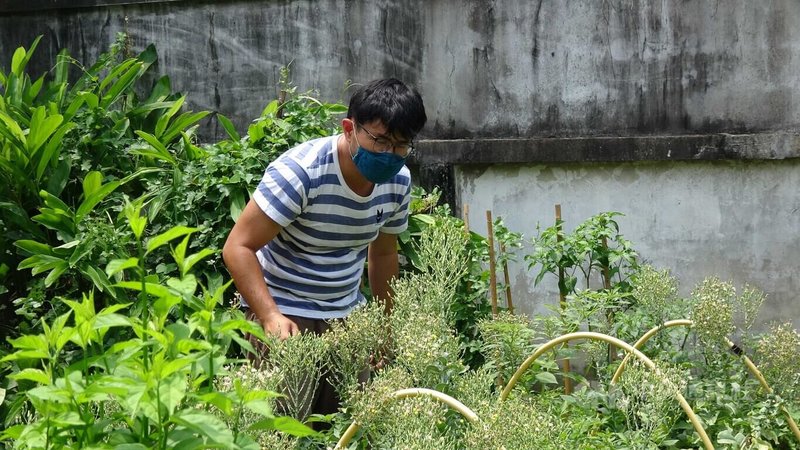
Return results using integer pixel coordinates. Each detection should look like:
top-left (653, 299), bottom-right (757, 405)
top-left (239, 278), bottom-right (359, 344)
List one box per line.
top-left (357, 123), bottom-right (415, 158)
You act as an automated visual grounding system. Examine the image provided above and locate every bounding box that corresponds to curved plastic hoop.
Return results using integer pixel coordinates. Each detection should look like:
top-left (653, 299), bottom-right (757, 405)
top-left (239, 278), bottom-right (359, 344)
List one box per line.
top-left (499, 331), bottom-right (714, 450)
top-left (334, 387), bottom-right (480, 449)
top-left (611, 319), bottom-right (800, 445)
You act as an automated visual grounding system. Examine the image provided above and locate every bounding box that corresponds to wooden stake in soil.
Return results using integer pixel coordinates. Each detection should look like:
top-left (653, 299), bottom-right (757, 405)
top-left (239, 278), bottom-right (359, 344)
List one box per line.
top-left (600, 235), bottom-right (617, 362)
top-left (486, 210), bottom-right (499, 317)
top-left (501, 242), bottom-right (514, 314)
top-left (555, 204), bottom-right (573, 394)
top-left (462, 204), bottom-right (470, 235)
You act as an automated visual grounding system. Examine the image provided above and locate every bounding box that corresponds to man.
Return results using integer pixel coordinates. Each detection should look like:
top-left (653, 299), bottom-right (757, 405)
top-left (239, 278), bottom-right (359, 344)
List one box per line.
top-left (222, 78), bottom-right (426, 415)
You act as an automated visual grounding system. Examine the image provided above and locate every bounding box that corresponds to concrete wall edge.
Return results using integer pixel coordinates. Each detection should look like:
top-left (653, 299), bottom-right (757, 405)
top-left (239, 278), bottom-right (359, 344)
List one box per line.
top-left (413, 132), bottom-right (800, 165)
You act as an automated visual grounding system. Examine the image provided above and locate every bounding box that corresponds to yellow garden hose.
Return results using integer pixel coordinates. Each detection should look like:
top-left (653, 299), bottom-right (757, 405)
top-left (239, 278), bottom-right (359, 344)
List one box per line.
top-left (499, 331), bottom-right (714, 450)
top-left (610, 319), bottom-right (800, 445)
top-left (334, 387), bottom-right (480, 449)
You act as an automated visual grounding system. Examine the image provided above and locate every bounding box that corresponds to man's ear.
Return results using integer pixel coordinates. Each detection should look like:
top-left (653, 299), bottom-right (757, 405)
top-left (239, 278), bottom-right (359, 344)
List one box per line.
top-left (341, 118), bottom-right (355, 134)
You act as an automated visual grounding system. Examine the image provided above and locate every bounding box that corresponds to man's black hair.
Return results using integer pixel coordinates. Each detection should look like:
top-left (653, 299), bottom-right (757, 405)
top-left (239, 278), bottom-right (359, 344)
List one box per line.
top-left (347, 78), bottom-right (427, 141)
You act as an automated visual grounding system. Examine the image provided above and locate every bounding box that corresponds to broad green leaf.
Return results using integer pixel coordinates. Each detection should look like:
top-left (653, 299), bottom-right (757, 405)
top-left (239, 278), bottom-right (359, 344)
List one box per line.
top-left (133, 130), bottom-right (176, 165)
top-left (182, 248), bottom-right (215, 277)
top-left (230, 190), bottom-right (245, 221)
top-left (76, 180), bottom-right (121, 220)
top-left (18, 254), bottom-right (65, 274)
top-left (13, 35), bottom-right (42, 77)
top-left (249, 416), bottom-right (317, 437)
top-left (53, 49), bottom-right (70, 85)
top-left (35, 122), bottom-right (74, 182)
top-left (170, 410), bottom-right (235, 447)
top-left (145, 225), bottom-right (198, 255)
top-left (44, 260), bottom-right (68, 287)
top-left (40, 190), bottom-right (73, 215)
top-left (161, 111), bottom-right (210, 144)
top-left (535, 372), bottom-right (558, 385)
top-left (10, 47), bottom-right (26, 77)
top-left (14, 240), bottom-right (53, 256)
top-left (261, 100), bottom-right (279, 117)
top-left (123, 198), bottom-right (147, 239)
top-left (153, 293), bottom-right (182, 320)
top-left (82, 171), bottom-right (103, 198)
top-left (167, 274), bottom-right (197, 297)
top-left (155, 95), bottom-right (185, 138)
top-left (94, 313), bottom-right (131, 330)
top-left (106, 257), bottom-right (139, 278)
top-left (1, 350), bottom-right (49, 361)
top-left (51, 411), bottom-right (85, 427)
top-left (0, 110), bottom-right (26, 144)
top-left (81, 265), bottom-right (115, 296)
top-left (98, 58), bottom-right (137, 93)
top-left (198, 392), bottom-right (234, 416)
top-left (158, 373), bottom-right (187, 416)
top-left (67, 239), bottom-right (96, 266)
top-left (243, 399), bottom-right (273, 417)
top-left (24, 75), bottom-right (44, 102)
top-left (116, 281), bottom-right (172, 298)
top-left (7, 334), bottom-right (48, 352)
top-left (32, 210), bottom-right (75, 236)
top-left (27, 108), bottom-right (63, 154)
top-left (101, 61), bottom-right (144, 108)
top-left (216, 113), bottom-right (240, 141)
top-left (138, 43), bottom-right (158, 66)
top-left (27, 385), bottom-right (71, 404)
top-left (10, 368), bottom-right (51, 385)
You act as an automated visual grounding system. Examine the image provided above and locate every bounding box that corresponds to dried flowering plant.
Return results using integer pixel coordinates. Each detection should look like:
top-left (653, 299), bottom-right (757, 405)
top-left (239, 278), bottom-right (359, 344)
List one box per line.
top-left (260, 332), bottom-right (329, 421)
top-left (464, 395), bottom-right (561, 450)
top-left (631, 264), bottom-right (682, 323)
top-left (324, 300), bottom-right (389, 399)
top-left (756, 322), bottom-right (800, 402)
top-left (612, 359), bottom-right (687, 446)
top-left (691, 277), bottom-right (736, 349)
top-left (734, 284), bottom-right (766, 333)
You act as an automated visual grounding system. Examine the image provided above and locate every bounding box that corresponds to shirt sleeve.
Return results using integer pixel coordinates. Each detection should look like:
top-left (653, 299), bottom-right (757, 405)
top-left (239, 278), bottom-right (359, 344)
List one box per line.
top-left (252, 156), bottom-right (310, 227)
top-left (380, 182), bottom-right (411, 234)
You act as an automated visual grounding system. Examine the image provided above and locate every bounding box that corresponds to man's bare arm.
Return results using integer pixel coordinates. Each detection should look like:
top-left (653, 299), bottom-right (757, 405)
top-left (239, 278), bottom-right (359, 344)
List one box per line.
top-left (222, 200), bottom-right (299, 339)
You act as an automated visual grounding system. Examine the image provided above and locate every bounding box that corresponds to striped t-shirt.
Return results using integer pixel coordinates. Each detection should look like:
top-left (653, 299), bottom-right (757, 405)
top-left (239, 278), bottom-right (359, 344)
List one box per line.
top-left (250, 134), bottom-right (411, 319)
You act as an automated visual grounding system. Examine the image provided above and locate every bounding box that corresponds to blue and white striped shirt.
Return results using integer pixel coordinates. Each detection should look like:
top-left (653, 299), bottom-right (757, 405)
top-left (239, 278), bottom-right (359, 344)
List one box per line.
top-left (251, 135), bottom-right (411, 319)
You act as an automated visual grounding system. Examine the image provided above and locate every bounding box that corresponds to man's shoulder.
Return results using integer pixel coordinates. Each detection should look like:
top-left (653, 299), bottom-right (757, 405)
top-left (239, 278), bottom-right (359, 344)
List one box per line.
top-left (279, 135), bottom-right (336, 165)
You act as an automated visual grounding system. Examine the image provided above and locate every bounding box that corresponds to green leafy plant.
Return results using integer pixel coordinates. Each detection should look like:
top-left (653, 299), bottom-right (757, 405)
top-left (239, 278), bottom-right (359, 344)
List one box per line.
top-left (1, 200), bottom-right (312, 449)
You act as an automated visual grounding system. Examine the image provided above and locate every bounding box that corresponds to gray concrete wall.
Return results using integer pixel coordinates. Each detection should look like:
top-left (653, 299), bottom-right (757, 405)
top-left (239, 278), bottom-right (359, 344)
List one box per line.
top-left (2, 1), bottom-right (800, 139)
top-left (458, 159), bottom-right (800, 330)
top-left (1, 0), bottom-right (799, 329)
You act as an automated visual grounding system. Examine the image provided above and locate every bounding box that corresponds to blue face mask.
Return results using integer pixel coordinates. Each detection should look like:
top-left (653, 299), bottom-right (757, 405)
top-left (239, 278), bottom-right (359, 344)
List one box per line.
top-left (352, 145), bottom-right (407, 184)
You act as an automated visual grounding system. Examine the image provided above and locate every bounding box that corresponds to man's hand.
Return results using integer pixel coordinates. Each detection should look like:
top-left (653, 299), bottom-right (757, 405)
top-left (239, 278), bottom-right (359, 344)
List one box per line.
top-left (262, 310), bottom-right (300, 340)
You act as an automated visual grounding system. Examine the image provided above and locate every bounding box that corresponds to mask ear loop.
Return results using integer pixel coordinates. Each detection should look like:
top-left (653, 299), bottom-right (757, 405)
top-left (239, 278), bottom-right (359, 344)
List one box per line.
top-left (346, 119), bottom-right (361, 160)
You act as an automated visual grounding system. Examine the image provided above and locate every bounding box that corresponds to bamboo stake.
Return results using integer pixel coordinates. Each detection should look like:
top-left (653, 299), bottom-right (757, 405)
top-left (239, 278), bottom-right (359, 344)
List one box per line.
top-left (486, 210), bottom-right (498, 317)
top-left (462, 204), bottom-right (470, 235)
top-left (501, 242), bottom-right (514, 314)
top-left (500, 331), bottom-right (715, 450)
top-left (555, 204), bottom-right (572, 394)
top-left (600, 235), bottom-right (617, 362)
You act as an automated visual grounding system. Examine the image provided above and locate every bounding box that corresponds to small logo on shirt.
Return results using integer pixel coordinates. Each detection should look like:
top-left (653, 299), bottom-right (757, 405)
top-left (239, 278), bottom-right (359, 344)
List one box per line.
top-left (376, 209), bottom-right (384, 223)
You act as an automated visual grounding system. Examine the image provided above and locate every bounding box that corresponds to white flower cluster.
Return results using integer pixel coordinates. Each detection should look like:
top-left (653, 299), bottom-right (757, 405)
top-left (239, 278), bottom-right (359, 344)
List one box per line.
top-left (756, 322), bottom-right (800, 401)
top-left (632, 264), bottom-right (680, 322)
top-left (690, 277), bottom-right (736, 347)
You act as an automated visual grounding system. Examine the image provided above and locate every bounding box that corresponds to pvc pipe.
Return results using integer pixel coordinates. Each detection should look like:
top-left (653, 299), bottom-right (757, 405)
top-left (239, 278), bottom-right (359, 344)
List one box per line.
top-left (334, 387), bottom-right (480, 449)
top-left (499, 331), bottom-right (714, 450)
top-left (611, 320), bottom-right (800, 446)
